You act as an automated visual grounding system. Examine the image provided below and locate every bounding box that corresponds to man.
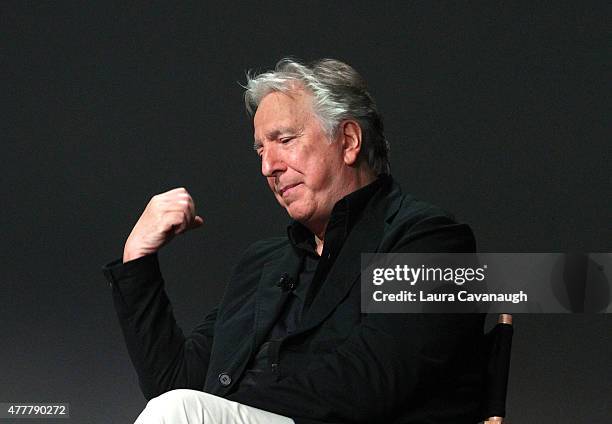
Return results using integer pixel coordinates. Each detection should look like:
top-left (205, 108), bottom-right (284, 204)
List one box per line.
top-left (103, 58), bottom-right (485, 423)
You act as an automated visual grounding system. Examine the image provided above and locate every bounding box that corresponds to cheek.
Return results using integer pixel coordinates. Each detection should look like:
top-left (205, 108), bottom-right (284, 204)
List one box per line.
top-left (311, 154), bottom-right (339, 186)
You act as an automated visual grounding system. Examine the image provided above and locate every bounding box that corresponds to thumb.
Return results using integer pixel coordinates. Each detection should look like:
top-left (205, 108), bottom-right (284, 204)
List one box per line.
top-left (193, 215), bottom-right (204, 228)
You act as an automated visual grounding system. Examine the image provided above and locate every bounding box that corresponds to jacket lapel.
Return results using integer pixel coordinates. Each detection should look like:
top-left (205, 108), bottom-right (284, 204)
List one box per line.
top-left (209, 243), bottom-right (303, 395)
top-left (300, 180), bottom-right (403, 332)
top-left (252, 245), bottom-right (303, 348)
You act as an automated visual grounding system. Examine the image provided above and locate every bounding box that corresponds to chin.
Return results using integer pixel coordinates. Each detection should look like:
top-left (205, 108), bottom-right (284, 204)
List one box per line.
top-left (285, 203), bottom-right (313, 224)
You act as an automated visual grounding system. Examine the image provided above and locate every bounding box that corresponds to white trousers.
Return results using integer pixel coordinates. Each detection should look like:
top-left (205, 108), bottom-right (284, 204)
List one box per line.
top-left (134, 389), bottom-right (295, 424)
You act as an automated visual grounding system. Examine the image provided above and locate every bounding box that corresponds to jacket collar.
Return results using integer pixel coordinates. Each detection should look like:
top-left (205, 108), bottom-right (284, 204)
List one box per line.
top-left (252, 175), bottom-right (404, 339)
top-left (286, 174), bottom-right (392, 255)
top-left (300, 176), bottom-right (402, 331)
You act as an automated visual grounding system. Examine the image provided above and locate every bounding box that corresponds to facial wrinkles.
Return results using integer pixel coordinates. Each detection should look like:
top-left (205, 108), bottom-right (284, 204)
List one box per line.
top-left (255, 89), bottom-right (349, 232)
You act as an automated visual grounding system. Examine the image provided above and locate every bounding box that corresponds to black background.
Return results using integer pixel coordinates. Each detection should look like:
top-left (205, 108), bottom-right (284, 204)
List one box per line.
top-left (2, 2), bottom-right (610, 423)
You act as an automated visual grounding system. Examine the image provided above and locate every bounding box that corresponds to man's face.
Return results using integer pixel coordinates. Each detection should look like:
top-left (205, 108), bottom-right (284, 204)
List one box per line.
top-left (253, 89), bottom-right (348, 232)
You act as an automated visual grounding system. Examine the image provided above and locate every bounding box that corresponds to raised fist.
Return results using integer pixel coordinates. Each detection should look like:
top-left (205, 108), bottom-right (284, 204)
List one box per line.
top-left (123, 187), bottom-right (204, 262)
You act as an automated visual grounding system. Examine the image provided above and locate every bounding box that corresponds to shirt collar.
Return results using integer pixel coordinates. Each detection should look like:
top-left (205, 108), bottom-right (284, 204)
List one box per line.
top-left (287, 174), bottom-right (391, 253)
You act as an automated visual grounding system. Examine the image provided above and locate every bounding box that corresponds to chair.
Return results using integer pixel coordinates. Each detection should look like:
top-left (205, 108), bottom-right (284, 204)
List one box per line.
top-left (482, 313), bottom-right (514, 424)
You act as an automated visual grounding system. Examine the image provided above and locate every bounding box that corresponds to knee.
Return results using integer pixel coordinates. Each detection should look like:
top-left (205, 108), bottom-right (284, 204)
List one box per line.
top-left (150, 389), bottom-right (200, 405)
top-left (139, 389), bottom-right (206, 423)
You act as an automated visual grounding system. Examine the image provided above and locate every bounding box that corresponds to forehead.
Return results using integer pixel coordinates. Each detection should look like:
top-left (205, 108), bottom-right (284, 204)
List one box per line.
top-left (253, 89), bottom-right (314, 139)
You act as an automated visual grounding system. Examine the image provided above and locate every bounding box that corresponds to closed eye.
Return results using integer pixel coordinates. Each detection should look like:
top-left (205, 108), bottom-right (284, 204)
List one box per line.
top-left (253, 142), bottom-right (263, 157)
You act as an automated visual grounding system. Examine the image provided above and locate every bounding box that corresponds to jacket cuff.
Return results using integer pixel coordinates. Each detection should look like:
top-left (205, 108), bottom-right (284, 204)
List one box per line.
top-left (101, 253), bottom-right (161, 289)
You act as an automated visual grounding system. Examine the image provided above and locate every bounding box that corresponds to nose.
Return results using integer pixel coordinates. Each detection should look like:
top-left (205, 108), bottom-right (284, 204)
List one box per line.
top-left (261, 144), bottom-right (286, 177)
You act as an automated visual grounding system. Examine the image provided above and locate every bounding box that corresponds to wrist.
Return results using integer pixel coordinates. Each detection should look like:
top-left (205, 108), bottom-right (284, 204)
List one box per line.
top-left (123, 240), bottom-right (152, 263)
top-left (123, 250), bottom-right (144, 263)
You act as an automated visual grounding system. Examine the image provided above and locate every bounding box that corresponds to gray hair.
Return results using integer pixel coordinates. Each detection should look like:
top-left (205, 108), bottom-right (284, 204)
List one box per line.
top-left (243, 58), bottom-right (390, 175)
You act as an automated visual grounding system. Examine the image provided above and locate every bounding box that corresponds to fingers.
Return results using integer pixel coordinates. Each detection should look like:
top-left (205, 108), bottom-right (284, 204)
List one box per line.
top-left (126, 187), bottom-right (203, 260)
top-left (186, 215), bottom-right (204, 231)
top-left (164, 211), bottom-right (187, 235)
top-left (162, 188), bottom-right (197, 217)
top-left (158, 188), bottom-right (203, 235)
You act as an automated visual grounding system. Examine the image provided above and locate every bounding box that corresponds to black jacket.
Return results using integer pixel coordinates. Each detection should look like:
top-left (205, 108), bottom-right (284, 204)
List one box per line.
top-left (103, 176), bottom-right (485, 424)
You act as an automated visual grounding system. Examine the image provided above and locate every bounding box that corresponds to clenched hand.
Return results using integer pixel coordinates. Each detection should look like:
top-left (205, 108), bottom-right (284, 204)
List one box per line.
top-left (123, 187), bottom-right (204, 262)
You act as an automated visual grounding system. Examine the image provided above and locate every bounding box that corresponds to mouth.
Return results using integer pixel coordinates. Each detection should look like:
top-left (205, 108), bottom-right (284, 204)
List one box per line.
top-left (278, 183), bottom-right (302, 197)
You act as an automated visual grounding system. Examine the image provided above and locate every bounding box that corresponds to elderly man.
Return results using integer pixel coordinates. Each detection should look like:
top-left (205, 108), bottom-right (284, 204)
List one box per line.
top-left (103, 58), bottom-right (485, 423)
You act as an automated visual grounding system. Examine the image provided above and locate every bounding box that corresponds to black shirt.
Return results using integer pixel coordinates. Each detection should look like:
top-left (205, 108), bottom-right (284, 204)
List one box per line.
top-left (237, 175), bottom-right (390, 390)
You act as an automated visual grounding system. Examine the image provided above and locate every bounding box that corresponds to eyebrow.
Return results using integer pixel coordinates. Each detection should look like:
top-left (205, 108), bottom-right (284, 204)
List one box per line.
top-left (253, 126), bottom-right (299, 150)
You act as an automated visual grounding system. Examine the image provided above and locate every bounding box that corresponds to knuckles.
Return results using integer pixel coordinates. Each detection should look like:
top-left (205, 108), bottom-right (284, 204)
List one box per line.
top-left (141, 188), bottom-right (197, 234)
top-left (128, 187), bottom-right (200, 252)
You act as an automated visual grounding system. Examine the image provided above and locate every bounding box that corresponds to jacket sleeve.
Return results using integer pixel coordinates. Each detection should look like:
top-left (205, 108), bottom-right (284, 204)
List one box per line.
top-left (227, 216), bottom-right (483, 423)
top-left (102, 253), bottom-right (216, 400)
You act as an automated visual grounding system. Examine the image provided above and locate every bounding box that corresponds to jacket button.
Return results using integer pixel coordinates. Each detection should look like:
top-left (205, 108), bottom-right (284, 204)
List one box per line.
top-left (218, 373), bottom-right (232, 387)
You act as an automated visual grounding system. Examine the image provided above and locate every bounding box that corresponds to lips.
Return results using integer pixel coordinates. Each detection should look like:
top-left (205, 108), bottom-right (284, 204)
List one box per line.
top-left (279, 183), bottom-right (302, 197)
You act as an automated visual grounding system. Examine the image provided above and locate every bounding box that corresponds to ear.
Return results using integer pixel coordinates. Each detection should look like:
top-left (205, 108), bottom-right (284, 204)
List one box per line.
top-left (339, 120), bottom-right (362, 166)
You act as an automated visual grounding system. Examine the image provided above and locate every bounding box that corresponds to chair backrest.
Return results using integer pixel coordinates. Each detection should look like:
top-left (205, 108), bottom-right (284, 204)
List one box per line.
top-left (482, 313), bottom-right (513, 424)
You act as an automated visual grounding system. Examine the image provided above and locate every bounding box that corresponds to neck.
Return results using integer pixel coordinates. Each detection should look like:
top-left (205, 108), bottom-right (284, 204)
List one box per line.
top-left (315, 235), bottom-right (324, 256)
